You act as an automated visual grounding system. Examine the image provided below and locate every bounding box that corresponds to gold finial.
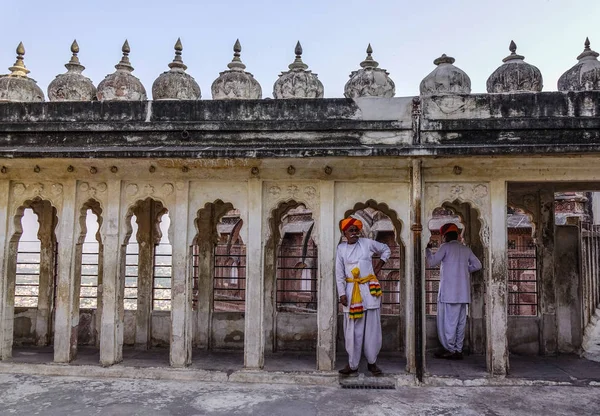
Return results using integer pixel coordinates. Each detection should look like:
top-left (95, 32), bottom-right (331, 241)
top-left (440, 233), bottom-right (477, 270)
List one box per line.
top-left (228, 39), bottom-right (246, 70)
top-left (168, 37), bottom-right (187, 71)
top-left (8, 41), bottom-right (30, 77)
top-left (115, 39), bottom-right (134, 71)
top-left (289, 41), bottom-right (308, 70)
top-left (65, 39), bottom-right (85, 72)
top-left (360, 43), bottom-right (379, 68)
top-left (71, 39), bottom-right (80, 54)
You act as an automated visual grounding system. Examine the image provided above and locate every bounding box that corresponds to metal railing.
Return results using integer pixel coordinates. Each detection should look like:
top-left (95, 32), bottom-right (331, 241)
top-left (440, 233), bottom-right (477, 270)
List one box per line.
top-left (276, 245), bottom-right (318, 313)
top-left (581, 223), bottom-right (600, 328)
top-left (508, 245), bottom-right (538, 316)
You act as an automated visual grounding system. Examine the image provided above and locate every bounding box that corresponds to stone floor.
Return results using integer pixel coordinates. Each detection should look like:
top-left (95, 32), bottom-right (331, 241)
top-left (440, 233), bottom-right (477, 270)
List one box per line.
top-left (6, 345), bottom-right (600, 386)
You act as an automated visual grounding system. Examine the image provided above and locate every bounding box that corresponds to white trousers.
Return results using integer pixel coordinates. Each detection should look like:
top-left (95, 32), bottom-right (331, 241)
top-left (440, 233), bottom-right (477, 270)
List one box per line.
top-left (437, 302), bottom-right (467, 353)
top-left (343, 308), bottom-right (382, 370)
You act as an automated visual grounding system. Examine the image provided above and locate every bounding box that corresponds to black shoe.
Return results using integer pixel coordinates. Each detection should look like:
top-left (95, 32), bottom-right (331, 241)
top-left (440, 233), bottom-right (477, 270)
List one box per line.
top-left (434, 349), bottom-right (454, 359)
top-left (450, 351), bottom-right (463, 360)
top-left (338, 364), bottom-right (358, 377)
top-left (367, 363), bottom-right (383, 376)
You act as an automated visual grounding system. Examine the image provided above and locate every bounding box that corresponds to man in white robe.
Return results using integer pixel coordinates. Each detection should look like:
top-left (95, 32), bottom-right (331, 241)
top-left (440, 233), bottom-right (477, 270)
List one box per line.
top-left (426, 223), bottom-right (482, 359)
top-left (336, 217), bottom-right (391, 376)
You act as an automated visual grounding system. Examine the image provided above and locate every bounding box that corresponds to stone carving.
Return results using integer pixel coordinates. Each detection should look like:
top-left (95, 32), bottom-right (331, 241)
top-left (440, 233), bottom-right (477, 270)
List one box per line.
top-left (0, 42), bottom-right (44, 102)
top-left (11, 182), bottom-right (63, 212)
top-left (211, 40), bottom-right (262, 100)
top-left (97, 40), bottom-right (147, 101)
top-left (268, 186), bottom-right (281, 197)
top-left (487, 41), bottom-right (543, 93)
top-left (48, 40), bottom-right (97, 101)
top-left (425, 182), bottom-right (490, 247)
top-left (152, 38), bottom-right (201, 100)
top-left (344, 44), bottom-right (395, 99)
top-left (287, 185), bottom-right (299, 198)
top-left (79, 182), bottom-right (107, 199)
top-left (420, 54), bottom-right (471, 95)
top-left (273, 42), bottom-right (324, 99)
top-left (124, 182), bottom-right (175, 207)
top-left (558, 38), bottom-right (600, 92)
top-left (304, 186), bottom-right (317, 199)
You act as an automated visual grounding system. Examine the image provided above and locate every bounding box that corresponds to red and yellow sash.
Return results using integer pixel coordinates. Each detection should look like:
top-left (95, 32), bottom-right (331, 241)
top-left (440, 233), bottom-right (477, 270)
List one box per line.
top-left (345, 267), bottom-right (382, 319)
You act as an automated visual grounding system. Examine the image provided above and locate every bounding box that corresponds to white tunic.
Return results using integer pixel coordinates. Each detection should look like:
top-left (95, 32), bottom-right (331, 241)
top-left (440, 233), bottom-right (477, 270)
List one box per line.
top-left (426, 240), bottom-right (482, 303)
top-left (335, 238), bottom-right (391, 311)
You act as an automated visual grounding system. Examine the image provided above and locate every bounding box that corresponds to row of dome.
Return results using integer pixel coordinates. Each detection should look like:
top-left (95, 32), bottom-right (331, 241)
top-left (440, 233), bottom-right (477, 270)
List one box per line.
top-left (0, 38), bottom-right (599, 102)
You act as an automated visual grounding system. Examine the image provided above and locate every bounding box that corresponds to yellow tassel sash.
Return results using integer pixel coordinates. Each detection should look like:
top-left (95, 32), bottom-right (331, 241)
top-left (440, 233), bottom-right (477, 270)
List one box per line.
top-left (345, 267), bottom-right (382, 319)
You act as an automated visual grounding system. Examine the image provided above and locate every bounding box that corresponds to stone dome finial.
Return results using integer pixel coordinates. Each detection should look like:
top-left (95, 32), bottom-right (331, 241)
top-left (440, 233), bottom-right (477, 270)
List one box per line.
top-left (273, 41), bottom-right (324, 99)
top-left (344, 44), bottom-right (395, 99)
top-left (558, 37), bottom-right (600, 92)
top-left (211, 39), bottom-right (262, 100)
top-left (152, 38), bottom-right (201, 100)
top-left (48, 40), bottom-right (97, 101)
top-left (97, 40), bottom-right (147, 101)
top-left (419, 54), bottom-right (471, 96)
top-left (486, 40), bottom-right (543, 93)
top-left (0, 42), bottom-right (44, 102)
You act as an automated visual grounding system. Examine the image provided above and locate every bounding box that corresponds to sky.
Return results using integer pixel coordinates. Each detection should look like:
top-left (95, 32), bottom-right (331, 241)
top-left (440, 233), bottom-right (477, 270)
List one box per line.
top-left (1, 0), bottom-right (598, 99)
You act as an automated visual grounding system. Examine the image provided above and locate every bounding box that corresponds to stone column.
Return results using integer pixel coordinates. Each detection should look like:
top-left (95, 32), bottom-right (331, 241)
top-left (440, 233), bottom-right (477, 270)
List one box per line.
top-left (539, 188), bottom-right (557, 354)
top-left (34, 204), bottom-right (56, 347)
top-left (196, 223), bottom-right (213, 350)
top-left (135, 199), bottom-right (155, 350)
top-left (487, 180), bottom-right (509, 375)
top-left (99, 180), bottom-right (123, 366)
top-left (408, 159), bottom-right (422, 378)
top-left (317, 181), bottom-right (336, 370)
top-left (244, 179), bottom-right (264, 369)
top-left (0, 181), bottom-right (12, 360)
top-left (170, 181), bottom-right (192, 367)
top-left (53, 181), bottom-right (79, 363)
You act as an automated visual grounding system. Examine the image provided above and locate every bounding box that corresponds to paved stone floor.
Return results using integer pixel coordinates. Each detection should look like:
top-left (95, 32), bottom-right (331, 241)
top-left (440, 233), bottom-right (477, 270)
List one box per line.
top-left (0, 373), bottom-right (598, 415)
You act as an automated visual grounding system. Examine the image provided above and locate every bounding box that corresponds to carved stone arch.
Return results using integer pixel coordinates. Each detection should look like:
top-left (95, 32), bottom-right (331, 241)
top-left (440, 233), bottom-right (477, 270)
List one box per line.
top-left (122, 198), bottom-right (167, 246)
top-left (193, 199), bottom-right (235, 246)
top-left (77, 199), bottom-right (103, 245)
top-left (343, 199), bottom-right (404, 246)
top-left (425, 183), bottom-right (491, 248)
top-left (506, 194), bottom-right (538, 242)
top-left (10, 182), bottom-right (64, 219)
top-left (10, 197), bottom-right (59, 244)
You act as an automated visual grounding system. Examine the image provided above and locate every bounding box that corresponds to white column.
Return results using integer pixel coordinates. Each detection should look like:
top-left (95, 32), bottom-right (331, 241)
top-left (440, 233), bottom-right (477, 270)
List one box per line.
top-left (317, 181), bottom-right (336, 370)
top-left (0, 181), bottom-right (12, 360)
top-left (487, 180), bottom-right (509, 375)
top-left (99, 180), bottom-right (123, 366)
top-left (53, 180), bottom-right (78, 363)
top-left (244, 179), bottom-right (264, 369)
top-left (408, 159), bottom-right (423, 377)
top-left (170, 181), bottom-right (192, 367)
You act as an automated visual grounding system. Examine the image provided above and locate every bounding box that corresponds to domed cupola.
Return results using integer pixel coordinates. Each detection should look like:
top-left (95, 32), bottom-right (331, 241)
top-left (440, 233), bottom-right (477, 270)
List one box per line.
top-left (48, 40), bottom-right (97, 101)
top-left (558, 37), bottom-right (600, 92)
top-left (344, 44), bottom-right (395, 98)
top-left (97, 40), bottom-right (147, 101)
top-left (152, 38), bottom-right (201, 100)
top-left (419, 54), bottom-right (471, 95)
top-left (0, 42), bottom-right (44, 102)
top-left (486, 40), bottom-right (543, 93)
top-left (211, 39), bottom-right (262, 100)
top-left (273, 41), bottom-right (324, 99)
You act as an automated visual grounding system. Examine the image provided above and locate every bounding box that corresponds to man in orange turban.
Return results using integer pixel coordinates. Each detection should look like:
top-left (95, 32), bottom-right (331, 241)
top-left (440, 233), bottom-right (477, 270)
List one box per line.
top-left (426, 222), bottom-right (482, 360)
top-left (336, 216), bottom-right (391, 376)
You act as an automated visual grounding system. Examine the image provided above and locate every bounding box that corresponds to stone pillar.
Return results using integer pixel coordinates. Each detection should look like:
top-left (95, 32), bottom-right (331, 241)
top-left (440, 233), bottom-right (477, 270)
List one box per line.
top-left (487, 180), bottom-right (509, 375)
top-left (134, 199), bottom-right (157, 350)
top-left (196, 220), bottom-right (214, 350)
top-left (53, 181), bottom-right (79, 363)
top-left (317, 181), bottom-right (336, 370)
top-left (539, 188), bottom-right (557, 354)
top-left (170, 181), bottom-right (192, 367)
top-left (34, 204), bottom-right (56, 347)
top-left (0, 181), bottom-right (12, 360)
top-left (100, 180), bottom-right (123, 366)
top-left (408, 160), bottom-right (422, 378)
top-left (244, 179), bottom-right (264, 368)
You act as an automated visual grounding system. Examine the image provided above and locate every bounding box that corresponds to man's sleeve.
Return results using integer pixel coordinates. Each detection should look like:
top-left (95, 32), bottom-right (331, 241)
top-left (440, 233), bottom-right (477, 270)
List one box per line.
top-left (468, 250), bottom-right (483, 273)
top-left (335, 246), bottom-right (346, 298)
top-left (426, 243), bottom-right (446, 268)
top-left (370, 239), bottom-right (391, 263)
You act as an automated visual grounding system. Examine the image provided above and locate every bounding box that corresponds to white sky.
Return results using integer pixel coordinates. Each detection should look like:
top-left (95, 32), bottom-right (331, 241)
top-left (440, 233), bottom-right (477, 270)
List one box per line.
top-left (1, 0), bottom-right (598, 98)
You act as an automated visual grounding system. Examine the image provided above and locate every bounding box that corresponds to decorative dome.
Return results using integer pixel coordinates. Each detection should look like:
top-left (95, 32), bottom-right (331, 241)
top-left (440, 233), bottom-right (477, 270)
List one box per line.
top-left (211, 40), bottom-right (262, 100)
top-left (0, 42), bottom-right (44, 102)
top-left (273, 41), bottom-right (324, 99)
top-left (558, 37), bottom-right (600, 92)
top-left (152, 38), bottom-right (201, 100)
top-left (97, 40), bottom-right (147, 101)
top-left (48, 40), bottom-right (97, 101)
top-left (344, 44), bottom-right (395, 99)
top-left (419, 54), bottom-right (471, 95)
top-left (486, 41), bottom-right (543, 93)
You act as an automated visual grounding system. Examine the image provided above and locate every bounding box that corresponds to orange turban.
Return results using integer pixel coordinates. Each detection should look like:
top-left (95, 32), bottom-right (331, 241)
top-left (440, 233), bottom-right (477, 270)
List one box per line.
top-left (440, 223), bottom-right (459, 236)
top-left (340, 217), bottom-right (363, 232)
